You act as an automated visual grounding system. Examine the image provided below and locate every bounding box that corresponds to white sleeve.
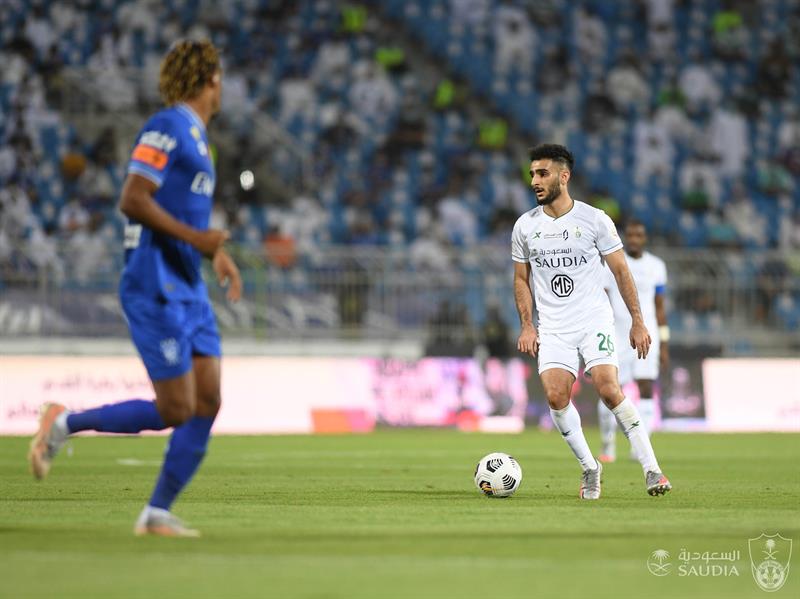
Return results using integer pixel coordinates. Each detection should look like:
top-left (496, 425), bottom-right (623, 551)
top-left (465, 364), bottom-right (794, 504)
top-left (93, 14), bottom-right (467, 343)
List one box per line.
top-left (655, 257), bottom-right (668, 292)
top-left (596, 211), bottom-right (623, 256)
top-left (511, 219), bottom-right (529, 263)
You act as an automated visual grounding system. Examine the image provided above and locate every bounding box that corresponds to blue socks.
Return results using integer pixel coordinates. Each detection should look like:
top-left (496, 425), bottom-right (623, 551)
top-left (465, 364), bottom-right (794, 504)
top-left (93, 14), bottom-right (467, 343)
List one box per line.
top-left (149, 415), bottom-right (215, 511)
top-left (66, 399), bottom-right (166, 434)
top-left (65, 400), bottom-right (214, 511)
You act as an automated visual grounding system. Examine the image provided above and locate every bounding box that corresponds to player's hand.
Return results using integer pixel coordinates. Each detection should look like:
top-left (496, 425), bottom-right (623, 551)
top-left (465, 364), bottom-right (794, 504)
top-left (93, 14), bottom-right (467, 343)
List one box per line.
top-left (194, 228), bottom-right (229, 258)
top-left (629, 322), bottom-right (651, 359)
top-left (212, 248), bottom-right (242, 302)
top-left (517, 324), bottom-right (540, 357)
top-left (660, 343), bottom-right (670, 371)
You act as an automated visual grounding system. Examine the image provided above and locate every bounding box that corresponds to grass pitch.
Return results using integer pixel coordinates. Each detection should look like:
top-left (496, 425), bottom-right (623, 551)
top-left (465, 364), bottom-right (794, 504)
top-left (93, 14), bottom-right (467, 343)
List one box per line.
top-left (1, 430), bottom-right (798, 598)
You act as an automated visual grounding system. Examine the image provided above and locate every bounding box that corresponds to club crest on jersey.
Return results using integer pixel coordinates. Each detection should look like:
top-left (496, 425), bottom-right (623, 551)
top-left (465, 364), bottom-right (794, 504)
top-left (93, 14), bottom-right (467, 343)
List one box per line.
top-left (160, 338), bottom-right (180, 365)
top-left (575, 226), bottom-right (582, 238)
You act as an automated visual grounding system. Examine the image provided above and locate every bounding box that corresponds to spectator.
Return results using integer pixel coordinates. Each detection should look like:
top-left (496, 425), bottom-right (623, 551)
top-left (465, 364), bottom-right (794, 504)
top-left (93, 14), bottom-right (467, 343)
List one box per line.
top-left (756, 39), bottom-right (792, 100)
top-left (425, 300), bottom-right (475, 357)
top-left (680, 155), bottom-right (721, 211)
top-left (582, 86), bottom-right (617, 134)
top-left (263, 224), bottom-right (297, 269)
top-left (493, 1), bottom-right (536, 75)
top-left (708, 104), bottom-right (748, 178)
top-left (58, 198), bottom-right (90, 234)
top-left (633, 115), bottom-right (674, 183)
top-left (348, 61), bottom-right (398, 125)
top-left (588, 190), bottom-right (621, 224)
top-left (575, 6), bottom-right (607, 63)
top-left (755, 257), bottom-right (789, 324)
top-left (679, 59), bottom-right (721, 114)
top-left (606, 52), bottom-right (650, 112)
top-left (482, 304), bottom-right (512, 359)
top-left (449, 0), bottom-right (490, 27)
top-left (278, 68), bottom-right (317, 125)
top-left (711, 0), bottom-right (749, 61)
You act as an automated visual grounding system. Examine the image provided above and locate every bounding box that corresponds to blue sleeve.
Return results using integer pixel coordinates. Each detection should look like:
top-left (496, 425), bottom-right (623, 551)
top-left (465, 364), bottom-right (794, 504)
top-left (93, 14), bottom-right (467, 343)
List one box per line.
top-left (127, 114), bottom-right (182, 188)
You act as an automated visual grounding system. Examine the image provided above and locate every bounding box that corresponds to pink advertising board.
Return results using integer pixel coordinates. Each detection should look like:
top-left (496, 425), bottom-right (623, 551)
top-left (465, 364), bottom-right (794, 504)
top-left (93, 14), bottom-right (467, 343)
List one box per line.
top-left (0, 356), bottom-right (376, 435)
top-left (702, 358), bottom-right (800, 432)
top-left (0, 356), bottom-right (530, 435)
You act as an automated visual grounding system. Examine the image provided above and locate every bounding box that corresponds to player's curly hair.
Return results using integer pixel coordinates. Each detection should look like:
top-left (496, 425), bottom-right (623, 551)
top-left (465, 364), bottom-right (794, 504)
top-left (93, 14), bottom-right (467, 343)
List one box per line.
top-left (159, 39), bottom-right (220, 106)
top-left (528, 144), bottom-right (575, 171)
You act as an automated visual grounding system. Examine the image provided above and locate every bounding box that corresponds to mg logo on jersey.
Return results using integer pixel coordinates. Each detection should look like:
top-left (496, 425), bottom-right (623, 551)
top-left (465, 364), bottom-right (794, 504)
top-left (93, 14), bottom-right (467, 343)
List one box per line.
top-left (551, 274), bottom-right (574, 298)
top-left (190, 172), bottom-right (215, 196)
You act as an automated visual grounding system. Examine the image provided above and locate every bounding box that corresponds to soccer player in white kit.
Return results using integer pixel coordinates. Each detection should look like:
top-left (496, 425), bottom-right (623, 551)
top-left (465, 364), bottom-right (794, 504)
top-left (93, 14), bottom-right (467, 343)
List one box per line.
top-left (598, 220), bottom-right (670, 463)
top-left (512, 144), bottom-right (671, 498)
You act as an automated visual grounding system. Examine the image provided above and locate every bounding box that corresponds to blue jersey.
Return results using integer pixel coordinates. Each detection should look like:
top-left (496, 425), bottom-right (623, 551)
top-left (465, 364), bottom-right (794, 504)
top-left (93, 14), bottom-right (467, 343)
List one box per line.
top-left (120, 104), bottom-right (215, 302)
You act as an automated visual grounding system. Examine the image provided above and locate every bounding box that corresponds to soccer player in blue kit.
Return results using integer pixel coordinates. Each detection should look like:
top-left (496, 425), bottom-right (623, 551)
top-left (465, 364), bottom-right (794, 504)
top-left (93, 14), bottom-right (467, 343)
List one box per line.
top-left (28, 40), bottom-right (241, 537)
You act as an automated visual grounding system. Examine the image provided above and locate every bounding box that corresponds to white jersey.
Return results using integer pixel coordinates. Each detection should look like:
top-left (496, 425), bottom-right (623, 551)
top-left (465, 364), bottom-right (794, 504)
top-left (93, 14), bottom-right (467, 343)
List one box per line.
top-left (602, 251), bottom-right (667, 333)
top-left (602, 265), bottom-right (631, 336)
top-left (626, 251), bottom-right (667, 334)
top-left (511, 200), bottom-right (623, 333)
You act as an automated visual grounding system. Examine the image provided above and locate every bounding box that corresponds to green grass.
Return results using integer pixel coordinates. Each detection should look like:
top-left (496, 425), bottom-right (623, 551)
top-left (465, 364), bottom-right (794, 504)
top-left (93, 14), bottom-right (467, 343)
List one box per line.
top-left (1, 430), bottom-right (798, 599)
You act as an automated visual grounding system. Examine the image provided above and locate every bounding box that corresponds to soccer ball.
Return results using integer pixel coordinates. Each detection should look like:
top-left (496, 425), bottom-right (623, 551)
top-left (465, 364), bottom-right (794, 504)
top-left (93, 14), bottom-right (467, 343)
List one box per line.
top-left (474, 452), bottom-right (522, 498)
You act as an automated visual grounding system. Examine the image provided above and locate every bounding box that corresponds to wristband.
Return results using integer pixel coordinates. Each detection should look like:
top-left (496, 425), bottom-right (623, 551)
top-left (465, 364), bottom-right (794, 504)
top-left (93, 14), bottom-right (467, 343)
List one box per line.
top-left (659, 325), bottom-right (670, 342)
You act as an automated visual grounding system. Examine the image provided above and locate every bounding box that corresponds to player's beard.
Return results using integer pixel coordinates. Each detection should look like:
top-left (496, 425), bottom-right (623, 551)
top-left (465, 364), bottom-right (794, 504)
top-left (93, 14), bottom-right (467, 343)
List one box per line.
top-left (536, 182), bottom-right (560, 206)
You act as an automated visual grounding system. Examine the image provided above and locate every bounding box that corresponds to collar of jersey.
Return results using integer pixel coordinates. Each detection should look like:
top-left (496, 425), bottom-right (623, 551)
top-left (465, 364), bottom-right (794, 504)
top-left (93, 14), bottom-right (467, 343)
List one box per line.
top-left (177, 103), bottom-right (206, 133)
top-left (542, 199), bottom-right (575, 221)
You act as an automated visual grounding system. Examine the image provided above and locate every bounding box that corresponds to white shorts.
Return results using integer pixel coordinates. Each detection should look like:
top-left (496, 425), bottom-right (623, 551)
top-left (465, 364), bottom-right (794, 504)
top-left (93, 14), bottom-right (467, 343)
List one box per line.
top-left (538, 321), bottom-right (619, 378)
top-left (616, 327), bottom-right (635, 386)
top-left (633, 339), bottom-right (660, 381)
top-left (617, 331), bottom-right (660, 384)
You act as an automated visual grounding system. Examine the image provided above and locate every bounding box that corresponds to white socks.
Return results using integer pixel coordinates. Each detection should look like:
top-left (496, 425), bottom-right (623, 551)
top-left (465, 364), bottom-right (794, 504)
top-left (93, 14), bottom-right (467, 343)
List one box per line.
top-left (597, 400), bottom-right (617, 450)
top-left (612, 398), bottom-right (660, 473)
top-left (637, 398), bottom-right (655, 432)
top-left (550, 403), bottom-right (598, 471)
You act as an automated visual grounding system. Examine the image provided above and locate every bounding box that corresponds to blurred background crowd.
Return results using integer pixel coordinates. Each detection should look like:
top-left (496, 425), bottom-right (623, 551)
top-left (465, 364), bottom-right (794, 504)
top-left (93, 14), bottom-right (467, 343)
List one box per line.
top-left (0, 0), bottom-right (798, 352)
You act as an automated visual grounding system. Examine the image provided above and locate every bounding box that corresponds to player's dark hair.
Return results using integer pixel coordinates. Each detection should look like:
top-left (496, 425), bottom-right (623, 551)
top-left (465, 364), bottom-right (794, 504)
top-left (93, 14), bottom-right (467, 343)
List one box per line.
top-left (159, 39), bottom-right (220, 106)
top-left (528, 144), bottom-right (574, 172)
top-left (624, 218), bottom-right (647, 231)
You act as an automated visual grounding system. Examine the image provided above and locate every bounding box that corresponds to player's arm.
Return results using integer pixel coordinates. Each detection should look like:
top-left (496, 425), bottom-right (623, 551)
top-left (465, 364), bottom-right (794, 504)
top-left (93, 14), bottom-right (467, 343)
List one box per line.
top-left (119, 173), bottom-right (228, 258)
top-left (514, 261), bottom-right (539, 357)
top-left (604, 249), bottom-right (651, 359)
top-left (655, 287), bottom-right (669, 369)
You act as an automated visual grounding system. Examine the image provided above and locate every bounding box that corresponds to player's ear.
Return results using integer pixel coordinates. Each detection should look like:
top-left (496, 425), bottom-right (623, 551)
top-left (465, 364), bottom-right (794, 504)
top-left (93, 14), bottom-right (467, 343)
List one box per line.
top-left (561, 168), bottom-right (570, 186)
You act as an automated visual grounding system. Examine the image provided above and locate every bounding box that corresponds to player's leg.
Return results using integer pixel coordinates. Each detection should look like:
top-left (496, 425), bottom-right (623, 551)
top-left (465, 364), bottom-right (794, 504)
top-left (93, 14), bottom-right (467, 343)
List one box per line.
top-left (137, 300), bottom-right (222, 536)
top-left (29, 299), bottom-right (196, 479)
top-left (633, 342), bottom-right (660, 433)
top-left (538, 331), bottom-right (601, 498)
top-left (598, 333), bottom-right (633, 463)
top-left (147, 356), bottom-right (219, 514)
top-left (591, 365), bottom-right (671, 495)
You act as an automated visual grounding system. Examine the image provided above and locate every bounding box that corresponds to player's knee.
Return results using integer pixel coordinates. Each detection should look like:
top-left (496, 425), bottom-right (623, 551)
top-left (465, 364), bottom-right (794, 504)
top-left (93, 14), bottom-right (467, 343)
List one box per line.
top-left (196, 389), bottom-right (221, 418)
top-left (158, 398), bottom-right (195, 427)
top-left (596, 380), bottom-right (622, 403)
top-left (638, 380), bottom-right (654, 397)
top-left (543, 384), bottom-right (571, 409)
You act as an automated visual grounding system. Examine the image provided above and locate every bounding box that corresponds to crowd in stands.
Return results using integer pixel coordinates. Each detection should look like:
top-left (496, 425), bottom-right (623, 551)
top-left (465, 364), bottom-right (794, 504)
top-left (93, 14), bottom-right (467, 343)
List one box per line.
top-left (0, 0), bottom-right (798, 332)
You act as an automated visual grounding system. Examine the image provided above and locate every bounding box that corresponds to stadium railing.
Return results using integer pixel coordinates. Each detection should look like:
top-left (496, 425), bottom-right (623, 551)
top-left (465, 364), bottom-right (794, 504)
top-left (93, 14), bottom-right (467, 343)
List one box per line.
top-left (1, 243), bottom-right (797, 355)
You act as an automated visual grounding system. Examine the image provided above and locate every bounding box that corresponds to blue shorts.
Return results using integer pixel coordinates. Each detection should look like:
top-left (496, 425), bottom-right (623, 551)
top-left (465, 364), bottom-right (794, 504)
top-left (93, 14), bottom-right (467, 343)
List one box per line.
top-left (121, 294), bottom-right (221, 382)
